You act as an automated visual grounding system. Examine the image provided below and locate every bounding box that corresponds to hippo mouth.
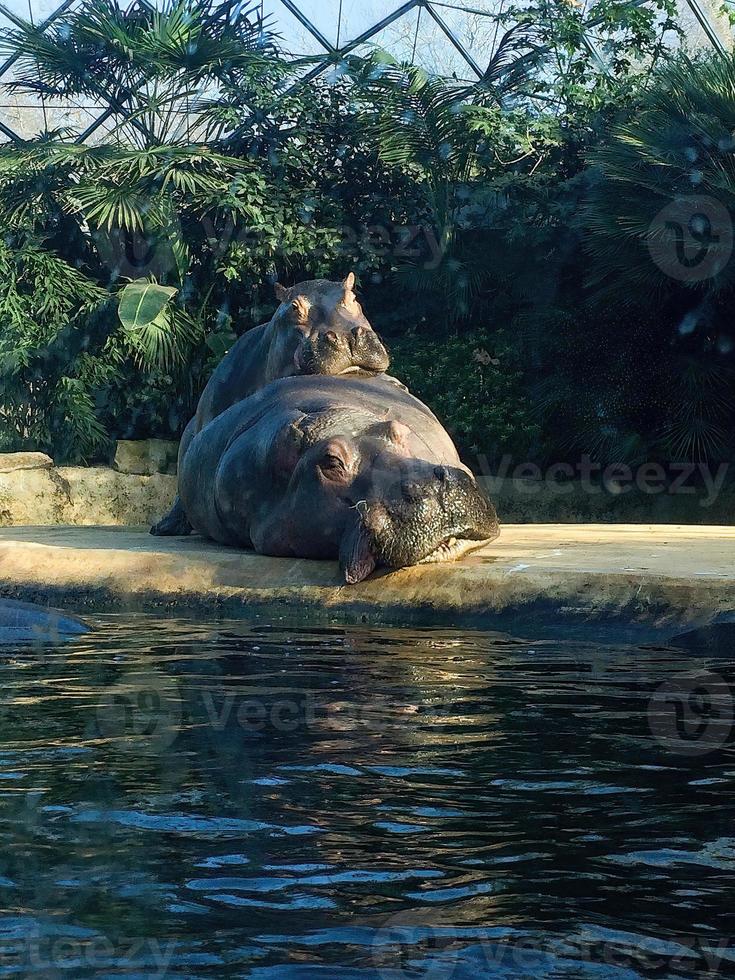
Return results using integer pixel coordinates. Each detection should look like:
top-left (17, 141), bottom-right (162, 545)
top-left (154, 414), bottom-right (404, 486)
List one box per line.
top-left (293, 350), bottom-right (381, 377)
top-left (338, 365), bottom-right (374, 375)
top-left (416, 535), bottom-right (492, 564)
top-left (340, 518), bottom-right (499, 584)
top-left (294, 335), bottom-right (390, 376)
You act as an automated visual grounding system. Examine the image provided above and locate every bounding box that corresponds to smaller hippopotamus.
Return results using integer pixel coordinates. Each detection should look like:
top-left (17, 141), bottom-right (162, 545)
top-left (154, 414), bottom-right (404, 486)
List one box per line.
top-left (151, 273), bottom-right (389, 536)
top-left (178, 374), bottom-right (499, 583)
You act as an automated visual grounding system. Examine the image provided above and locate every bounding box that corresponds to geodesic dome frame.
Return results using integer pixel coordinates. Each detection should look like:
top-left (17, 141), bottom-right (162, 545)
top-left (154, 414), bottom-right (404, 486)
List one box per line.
top-left (0, 0), bottom-right (731, 144)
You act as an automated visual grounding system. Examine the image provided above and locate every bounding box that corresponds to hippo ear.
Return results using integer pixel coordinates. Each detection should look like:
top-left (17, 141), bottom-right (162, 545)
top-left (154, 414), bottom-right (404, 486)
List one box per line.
top-left (272, 416), bottom-right (305, 477)
top-left (274, 282), bottom-right (289, 304)
top-left (367, 420), bottom-right (410, 449)
top-left (341, 272), bottom-right (358, 311)
top-left (339, 514), bottom-right (376, 585)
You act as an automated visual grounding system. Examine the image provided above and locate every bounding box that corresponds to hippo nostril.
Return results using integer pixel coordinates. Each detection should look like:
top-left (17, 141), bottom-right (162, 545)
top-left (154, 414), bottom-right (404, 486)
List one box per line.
top-left (434, 466), bottom-right (450, 483)
top-left (352, 324), bottom-right (366, 338)
top-left (325, 331), bottom-right (338, 345)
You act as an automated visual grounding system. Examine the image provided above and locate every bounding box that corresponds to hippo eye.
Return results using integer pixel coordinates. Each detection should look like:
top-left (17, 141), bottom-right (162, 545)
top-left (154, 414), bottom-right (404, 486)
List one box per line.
top-left (290, 298), bottom-right (310, 324)
top-left (319, 453), bottom-right (349, 482)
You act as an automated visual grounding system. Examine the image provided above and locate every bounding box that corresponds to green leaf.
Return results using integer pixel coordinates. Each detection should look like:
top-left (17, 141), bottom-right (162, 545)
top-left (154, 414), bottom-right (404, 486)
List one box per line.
top-left (205, 330), bottom-right (237, 359)
top-left (118, 280), bottom-right (177, 329)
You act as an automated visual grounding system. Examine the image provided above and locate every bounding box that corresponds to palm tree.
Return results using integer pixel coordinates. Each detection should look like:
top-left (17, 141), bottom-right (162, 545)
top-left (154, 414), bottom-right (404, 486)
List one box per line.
top-left (584, 51), bottom-right (735, 463)
top-left (0, 0), bottom-right (284, 146)
top-left (586, 52), bottom-right (735, 304)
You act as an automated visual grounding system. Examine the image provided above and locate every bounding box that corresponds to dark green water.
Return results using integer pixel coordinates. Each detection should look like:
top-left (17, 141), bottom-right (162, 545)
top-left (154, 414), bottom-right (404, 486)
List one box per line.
top-left (0, 614), bottom-right (733, 978)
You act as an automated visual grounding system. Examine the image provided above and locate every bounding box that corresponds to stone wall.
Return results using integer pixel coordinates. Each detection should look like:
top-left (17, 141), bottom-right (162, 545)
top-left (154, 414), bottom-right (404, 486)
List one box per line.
top-left (0, 464), bottom-right (176, 527)
top-left (0, 458), bottom-right (732, 529)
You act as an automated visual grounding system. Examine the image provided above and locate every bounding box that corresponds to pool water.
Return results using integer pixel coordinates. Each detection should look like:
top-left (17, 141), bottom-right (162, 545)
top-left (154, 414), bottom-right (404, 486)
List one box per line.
top-left (0, 614), bottom-right (733, 977)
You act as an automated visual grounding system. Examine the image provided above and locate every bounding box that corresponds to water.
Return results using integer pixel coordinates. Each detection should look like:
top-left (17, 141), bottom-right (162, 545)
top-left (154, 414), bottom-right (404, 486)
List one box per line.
top-left (0, 614), bottom-right (733, 978)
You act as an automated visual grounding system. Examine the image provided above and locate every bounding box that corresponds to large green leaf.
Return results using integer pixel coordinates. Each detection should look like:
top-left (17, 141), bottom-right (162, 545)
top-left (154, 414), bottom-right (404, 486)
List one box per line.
top-left (118, 280), bottom-right (177, 329)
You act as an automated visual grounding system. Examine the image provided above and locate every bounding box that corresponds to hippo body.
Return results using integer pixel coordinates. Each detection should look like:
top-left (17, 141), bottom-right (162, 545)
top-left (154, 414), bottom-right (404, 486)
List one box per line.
top-left (0, 598), bottom-right (88, 645)
top-left (151, 275), bottom-right (389, 535)
top-left (178, 374), bottom-right (499, 583)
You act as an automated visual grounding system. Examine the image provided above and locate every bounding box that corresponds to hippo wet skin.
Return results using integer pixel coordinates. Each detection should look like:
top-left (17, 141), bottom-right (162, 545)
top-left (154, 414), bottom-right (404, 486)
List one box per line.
top-left (151, 274), bottom-right (389, 536)
top-left (0, 598), bottom-right (88, 645)
top-left (177, 374), bottom-right (500, 583)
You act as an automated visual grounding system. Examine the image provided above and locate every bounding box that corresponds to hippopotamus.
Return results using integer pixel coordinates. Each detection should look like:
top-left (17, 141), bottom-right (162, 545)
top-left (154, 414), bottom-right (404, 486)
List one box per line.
top-left (177, 374), bottom-right (499, 583)
top-left (0, 598), bottom-right (88, 645)
top-left (151, 273), bottom-right (389, 536)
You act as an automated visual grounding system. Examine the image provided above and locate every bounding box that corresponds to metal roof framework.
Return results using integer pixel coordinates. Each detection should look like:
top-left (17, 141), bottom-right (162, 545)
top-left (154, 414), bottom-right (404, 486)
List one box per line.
top-left (0, 0), bottom-right (730, 144)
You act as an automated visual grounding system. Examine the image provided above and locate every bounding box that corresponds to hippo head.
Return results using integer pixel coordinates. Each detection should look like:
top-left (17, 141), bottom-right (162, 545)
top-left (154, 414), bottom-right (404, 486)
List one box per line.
top-left (272, 274), bottom-right (389, 376)
top-left (266, 412), bottom-right (499, 584)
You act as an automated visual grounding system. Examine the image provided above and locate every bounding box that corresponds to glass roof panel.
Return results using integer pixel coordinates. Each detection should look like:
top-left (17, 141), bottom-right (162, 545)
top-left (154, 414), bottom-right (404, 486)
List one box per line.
top-left (2, 0), bottom-right (75, 23)
top-left (0, 0), bottom-right (729, 144)
top-left (261, 0), bottom-right (332, 55)
top-left (427, 0), bottom-right (508, 73)
top-left (336, 0), bottom-right (418, 46)
top-left (344, 5), bottom-right (422, 63)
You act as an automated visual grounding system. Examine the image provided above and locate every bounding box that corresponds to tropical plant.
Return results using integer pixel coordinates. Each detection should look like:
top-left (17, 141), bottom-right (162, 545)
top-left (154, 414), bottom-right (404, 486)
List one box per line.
top-left (0, 0), bottom-right (284, 146)
top-left (390, 331), bottom-right (539, 465)
top-left (582, 51), bottom-right (735, 463)
top-left (0, 238), bottom-right (110, 460)
top-left (586, 51), bottom-right (735, 304)
top-left (346, 30), bottom-right (549, 322)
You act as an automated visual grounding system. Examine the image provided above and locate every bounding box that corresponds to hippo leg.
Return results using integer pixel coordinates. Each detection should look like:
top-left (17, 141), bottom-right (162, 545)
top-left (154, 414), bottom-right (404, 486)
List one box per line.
top-left (151, 417), bottom-right (198, 536)
top-left (150, 495), bottom-right (192, 536)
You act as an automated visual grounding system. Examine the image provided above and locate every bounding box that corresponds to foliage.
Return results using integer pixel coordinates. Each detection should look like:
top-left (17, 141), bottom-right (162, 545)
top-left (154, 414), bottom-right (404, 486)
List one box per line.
top-left (0, 238), bottom-right (111, 460)
top-left (586, 51), bottom-right (735, 303)
top-left (2, 0), bottom-right (727, 474)
top-left (0, 0), bottom-right (283, 146)
top-left (390, 332), bottom-right (539, 466)
top-left (582, 51), bottom-right (735, 463)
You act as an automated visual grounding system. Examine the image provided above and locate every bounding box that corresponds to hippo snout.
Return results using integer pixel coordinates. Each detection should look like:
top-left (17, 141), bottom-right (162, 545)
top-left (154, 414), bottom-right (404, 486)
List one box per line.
top-left (344, 463), bottom-right (498, 580)
top-left (297, 322), bottom-right (389, 376)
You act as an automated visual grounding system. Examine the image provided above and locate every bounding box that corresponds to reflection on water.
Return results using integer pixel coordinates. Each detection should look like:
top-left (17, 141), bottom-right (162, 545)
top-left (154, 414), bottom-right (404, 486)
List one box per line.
top-left (0, 615), bottom-right (733, 977)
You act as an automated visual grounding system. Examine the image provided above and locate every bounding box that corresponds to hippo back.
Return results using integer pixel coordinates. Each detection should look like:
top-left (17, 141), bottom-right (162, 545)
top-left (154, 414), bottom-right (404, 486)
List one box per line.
top-left (198, 373), bottom-right (459, 469)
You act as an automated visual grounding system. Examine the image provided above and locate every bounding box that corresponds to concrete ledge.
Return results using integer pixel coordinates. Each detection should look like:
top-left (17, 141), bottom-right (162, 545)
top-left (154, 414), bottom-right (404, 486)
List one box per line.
top-left (0, 524), bottom-right (733, 632)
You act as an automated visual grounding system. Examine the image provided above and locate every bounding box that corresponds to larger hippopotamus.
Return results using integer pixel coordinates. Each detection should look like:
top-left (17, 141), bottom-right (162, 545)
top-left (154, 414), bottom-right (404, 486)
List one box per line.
top-left (177, 374), bottom-right (499, 583)
top-left (152, 273), bottom-right (389, 535)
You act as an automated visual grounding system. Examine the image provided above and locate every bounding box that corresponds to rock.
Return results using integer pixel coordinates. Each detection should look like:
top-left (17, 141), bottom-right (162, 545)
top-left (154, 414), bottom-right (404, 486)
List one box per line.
top-left (0, 465), bottom-right (176, 527)
top-left (114, 439), bottom-right (178, 476)
top-left (0, 452), bottom-right (53, 473)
